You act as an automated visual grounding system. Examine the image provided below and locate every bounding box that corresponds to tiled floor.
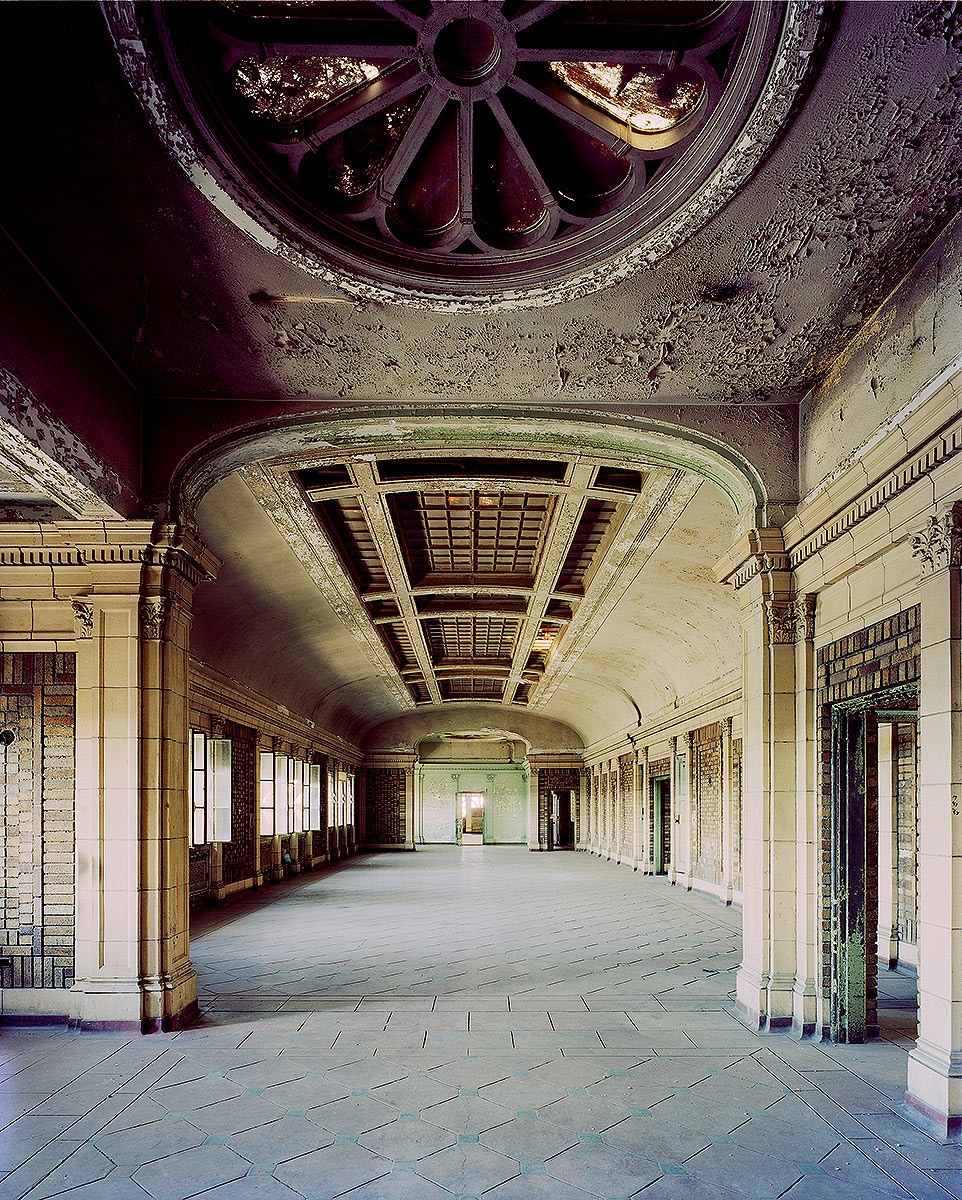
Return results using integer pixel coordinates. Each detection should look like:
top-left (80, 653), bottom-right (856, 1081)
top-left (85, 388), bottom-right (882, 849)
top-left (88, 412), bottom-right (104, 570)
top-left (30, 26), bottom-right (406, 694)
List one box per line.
top-left (1, 847), bottom-right (958, 1200)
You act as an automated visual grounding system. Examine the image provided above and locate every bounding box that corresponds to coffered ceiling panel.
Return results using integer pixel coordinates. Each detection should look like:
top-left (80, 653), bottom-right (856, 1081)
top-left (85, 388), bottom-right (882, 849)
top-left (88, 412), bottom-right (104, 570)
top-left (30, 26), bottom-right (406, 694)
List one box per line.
top-left (199, 444), bottom-right (740, 745)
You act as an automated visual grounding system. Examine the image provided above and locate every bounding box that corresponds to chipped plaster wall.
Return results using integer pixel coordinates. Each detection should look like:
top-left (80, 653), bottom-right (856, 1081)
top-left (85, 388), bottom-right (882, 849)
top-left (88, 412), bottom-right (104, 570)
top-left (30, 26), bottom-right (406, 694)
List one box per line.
top-left (800, 212), bottom-right (962, 497)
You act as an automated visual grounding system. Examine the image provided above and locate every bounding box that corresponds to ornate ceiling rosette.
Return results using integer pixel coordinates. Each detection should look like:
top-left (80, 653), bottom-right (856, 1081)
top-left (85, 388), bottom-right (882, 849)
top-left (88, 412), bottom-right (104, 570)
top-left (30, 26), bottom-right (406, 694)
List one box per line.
top-left (110, 1), bottom-right (825, 309)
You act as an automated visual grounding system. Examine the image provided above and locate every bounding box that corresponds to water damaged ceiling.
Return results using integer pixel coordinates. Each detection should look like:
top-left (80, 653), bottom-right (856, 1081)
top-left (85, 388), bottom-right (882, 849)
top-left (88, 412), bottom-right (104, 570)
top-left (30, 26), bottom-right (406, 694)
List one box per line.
top-left (1, 2), bottom-right (960, 749)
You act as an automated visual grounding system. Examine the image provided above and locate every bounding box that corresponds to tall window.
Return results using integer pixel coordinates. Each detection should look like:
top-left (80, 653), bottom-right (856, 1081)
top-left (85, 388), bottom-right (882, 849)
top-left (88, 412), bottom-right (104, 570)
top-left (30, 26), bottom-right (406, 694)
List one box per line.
top-left (259, 750), bottom-right (275, 836)
top-left (309, 762), bottom-right (322, 829)
top-left (189, 730), bottom-right (232, 845)
top-left (274, 753), bottom-right (289, 835)
top-left (289, 757), bottom-right (303, 834)
top-left (328, 767), bottom-right (336, 828)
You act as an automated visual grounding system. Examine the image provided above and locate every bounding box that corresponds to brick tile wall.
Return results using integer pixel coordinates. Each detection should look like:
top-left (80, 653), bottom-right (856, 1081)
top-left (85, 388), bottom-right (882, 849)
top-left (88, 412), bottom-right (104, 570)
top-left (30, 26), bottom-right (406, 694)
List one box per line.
top-left (895, 722), bottom-right (917, 945)
top-left (692, 723), bottom-right (722, 885)
top-left (366, 768), bottom-right (404, 844)
top-left (619, 754), bottom-right (633, 848)
top-left (223, 721), bottom-right (256, 885)
top-left (731, 738), bottom-right (743, 889)
top-left (0, 652), bottom-right (75, 990)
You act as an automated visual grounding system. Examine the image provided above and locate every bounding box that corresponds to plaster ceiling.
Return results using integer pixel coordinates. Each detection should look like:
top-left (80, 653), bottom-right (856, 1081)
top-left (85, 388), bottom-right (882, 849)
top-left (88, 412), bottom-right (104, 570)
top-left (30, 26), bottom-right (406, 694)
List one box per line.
top-left (1, 3), bottom-right (959, 413)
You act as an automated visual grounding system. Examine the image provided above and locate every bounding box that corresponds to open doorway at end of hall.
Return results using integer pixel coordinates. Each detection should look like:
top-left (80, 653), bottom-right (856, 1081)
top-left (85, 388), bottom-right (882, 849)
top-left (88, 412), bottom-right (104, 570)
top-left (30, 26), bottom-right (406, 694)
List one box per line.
top-left (649, 773), bottom-right (671, 875)
top-left (829, 688), bottom-right (919, 1044)
top-left (457, 791), bottom-right (485, 845)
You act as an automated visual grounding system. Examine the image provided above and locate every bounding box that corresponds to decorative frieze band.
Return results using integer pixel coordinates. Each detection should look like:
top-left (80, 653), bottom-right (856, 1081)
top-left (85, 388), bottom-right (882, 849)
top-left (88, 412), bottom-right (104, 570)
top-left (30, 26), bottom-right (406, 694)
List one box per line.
top-left (912, 502), bottom-right (962, 577)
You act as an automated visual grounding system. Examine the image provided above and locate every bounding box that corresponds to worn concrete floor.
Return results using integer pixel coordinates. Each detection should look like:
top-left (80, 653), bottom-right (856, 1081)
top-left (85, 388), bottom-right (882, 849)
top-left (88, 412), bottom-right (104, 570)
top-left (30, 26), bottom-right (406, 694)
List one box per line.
top-left (1, 847), bottom-right (958, 1200)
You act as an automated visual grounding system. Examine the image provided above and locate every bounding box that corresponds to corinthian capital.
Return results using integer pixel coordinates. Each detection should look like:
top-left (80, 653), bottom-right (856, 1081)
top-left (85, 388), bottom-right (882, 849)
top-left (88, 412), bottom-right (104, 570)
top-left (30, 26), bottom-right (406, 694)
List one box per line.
top-left (912, 502), bottom-right (962, 577)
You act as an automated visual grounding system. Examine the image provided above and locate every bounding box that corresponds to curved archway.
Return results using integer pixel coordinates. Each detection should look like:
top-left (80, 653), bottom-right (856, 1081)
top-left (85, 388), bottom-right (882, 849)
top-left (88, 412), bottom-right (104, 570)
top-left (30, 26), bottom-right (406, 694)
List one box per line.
top-left (173, 404), bottom-right (771, 530)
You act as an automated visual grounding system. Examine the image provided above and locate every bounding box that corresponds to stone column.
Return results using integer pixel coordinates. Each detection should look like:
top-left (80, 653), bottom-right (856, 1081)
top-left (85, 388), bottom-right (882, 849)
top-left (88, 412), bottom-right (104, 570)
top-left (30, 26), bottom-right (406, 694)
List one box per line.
top-left (716, 528), bottom-right (798, 1032)
top-left (791, 594), bottom-right (819, 1037)
top-left (667, 739), bottom-right (678, 884)
top-left (527, 766), bottom-right (540, 850)
top-left (906, 502), bottom-right (962, 1137)
top-left (404, 761), bottom-right (416, 849)
top-left (685, 732), bottom-right (695, 889)
top-left (66, 522), bottom-right (217, 1031)
top-left (721, 717), bottom-right (734, 904)
top-left (640, 747), bottom-right (650, 873)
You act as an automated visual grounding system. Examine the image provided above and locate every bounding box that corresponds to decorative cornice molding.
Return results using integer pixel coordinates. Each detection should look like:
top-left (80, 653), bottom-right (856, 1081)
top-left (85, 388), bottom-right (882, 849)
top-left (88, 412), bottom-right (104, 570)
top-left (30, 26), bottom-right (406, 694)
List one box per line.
top-left (912, 502), bottom-right (962, 577)
top-left (714, 527), bottom-right (790, 590)
top-left (790, 418), bottom-right (962, 573)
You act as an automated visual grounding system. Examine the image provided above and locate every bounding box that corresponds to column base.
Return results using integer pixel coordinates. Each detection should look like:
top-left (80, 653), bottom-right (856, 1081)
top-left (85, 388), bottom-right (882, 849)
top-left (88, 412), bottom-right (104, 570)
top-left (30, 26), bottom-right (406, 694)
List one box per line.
top-left (70, 961), bottom-right (198, 1033)
top-left (905, 1041), bottom-right (962, 1140)
top-left (735, 966), bottom-right (794, 1031)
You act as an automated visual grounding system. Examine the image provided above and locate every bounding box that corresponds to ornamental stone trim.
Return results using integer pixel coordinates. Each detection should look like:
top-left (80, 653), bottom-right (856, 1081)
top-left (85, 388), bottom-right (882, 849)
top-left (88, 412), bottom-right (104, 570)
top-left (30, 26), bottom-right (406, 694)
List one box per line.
top-left (71, 601), bottom-right (93, 639)
top-left (911, 502), bottom-right (962, 577)
top-left (139, 598), bottom-right (166, 640)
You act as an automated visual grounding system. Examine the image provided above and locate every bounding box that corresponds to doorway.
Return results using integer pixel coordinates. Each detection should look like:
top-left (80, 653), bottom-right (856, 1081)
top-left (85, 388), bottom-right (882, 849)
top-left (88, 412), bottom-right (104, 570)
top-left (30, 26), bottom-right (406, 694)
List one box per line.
top-left (650, 776), bottom-right (670, 874)
top-left (550, 789), bottom-right (574, 848)
top-left (458, 791), bottom-right (485, 845)
top-left (828, 686), bottom-right (918, 1043)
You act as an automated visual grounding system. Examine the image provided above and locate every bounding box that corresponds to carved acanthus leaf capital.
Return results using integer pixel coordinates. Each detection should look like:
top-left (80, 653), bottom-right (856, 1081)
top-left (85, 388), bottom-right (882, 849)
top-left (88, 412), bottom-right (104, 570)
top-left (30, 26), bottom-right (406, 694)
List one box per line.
top-left (912, 503), bottom-right (962, 577)
top-left (791, 592), bottom-right (816, 641)
top-left (139, 597), bottom-right (166, 640)
top-left (71, 600), bottom-right (93, 639)
top-left (764, 599), bottom-right (797, 644)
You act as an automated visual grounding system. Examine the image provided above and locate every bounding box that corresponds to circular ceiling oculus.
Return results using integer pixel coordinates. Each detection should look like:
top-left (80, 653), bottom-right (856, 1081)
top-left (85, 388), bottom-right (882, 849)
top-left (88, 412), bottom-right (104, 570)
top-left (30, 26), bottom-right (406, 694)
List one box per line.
top-left (109, 1), bottom-right (825, 310)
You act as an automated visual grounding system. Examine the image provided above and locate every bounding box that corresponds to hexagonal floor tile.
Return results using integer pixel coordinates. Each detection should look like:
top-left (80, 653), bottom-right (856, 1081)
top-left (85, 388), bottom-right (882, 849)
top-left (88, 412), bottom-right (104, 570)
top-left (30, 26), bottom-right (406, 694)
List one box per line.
top-left (309, 1095), bottom-right (397, 1134)
top-left (421, 1094), bottom-right (513, 1134)
top-left (132, 1145), bottom-right (250, 1200)
top-left (480, 1075), bottom-right (569, 1111)
top-left (325, 1061), bottom-right (409, 1089)
top-left (602, 1114), bottom-right (710, 1163)
top-left (481, 1115), bottom-right (578, 1162)
top-left (427, 1059), bottom-right (514, 1089)
top-left (729, 1115), bottom-right (840, 1163)
top-left (273, 1141), bottom-right (391, 1197)
top-left (537, 1093), bottom-right (628, 1134)
top-left (229, 1116), bottom-right (335, 1164)
top-left (150, 1077), bottom-right (244, 1112)
top-left (227, 1061), bottom-right (307, 1089)
top-left (339, 1171), bottom-right (458, 1200)
top-left (359, 1117), bottom-right (456, 1160)
top-left (682, 1143), bottom-right (805, 1199)
top-left (95, 1118), bottom-right (208, 1166)
top-left (186, 1094), bottom-right (286, 1136)
top-left (485, 1173), bottom-right (599, 1199)
top-left (545, 1141), bottom-right (661, 1198)
top-left (646, 1094), bottom-right (750, 1135)
top-left (263, 1076), bottom-right (351, 1110)
top-left (416, 1141), bottom-right (519, 1193)
top-left (371, 1075), bottom-right (457, 1111)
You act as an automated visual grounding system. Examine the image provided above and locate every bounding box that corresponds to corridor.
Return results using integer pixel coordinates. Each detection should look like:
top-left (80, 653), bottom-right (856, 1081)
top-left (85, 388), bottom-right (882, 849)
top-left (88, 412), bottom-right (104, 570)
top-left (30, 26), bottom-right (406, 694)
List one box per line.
top-left (0, 850), bottom-right (955, 1200)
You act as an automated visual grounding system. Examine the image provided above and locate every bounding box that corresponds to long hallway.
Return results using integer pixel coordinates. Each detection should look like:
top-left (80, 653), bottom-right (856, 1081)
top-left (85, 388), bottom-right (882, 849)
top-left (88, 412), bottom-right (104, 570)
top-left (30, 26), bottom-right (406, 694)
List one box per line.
top-left (1, 850), bottom-right (955, 1200)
